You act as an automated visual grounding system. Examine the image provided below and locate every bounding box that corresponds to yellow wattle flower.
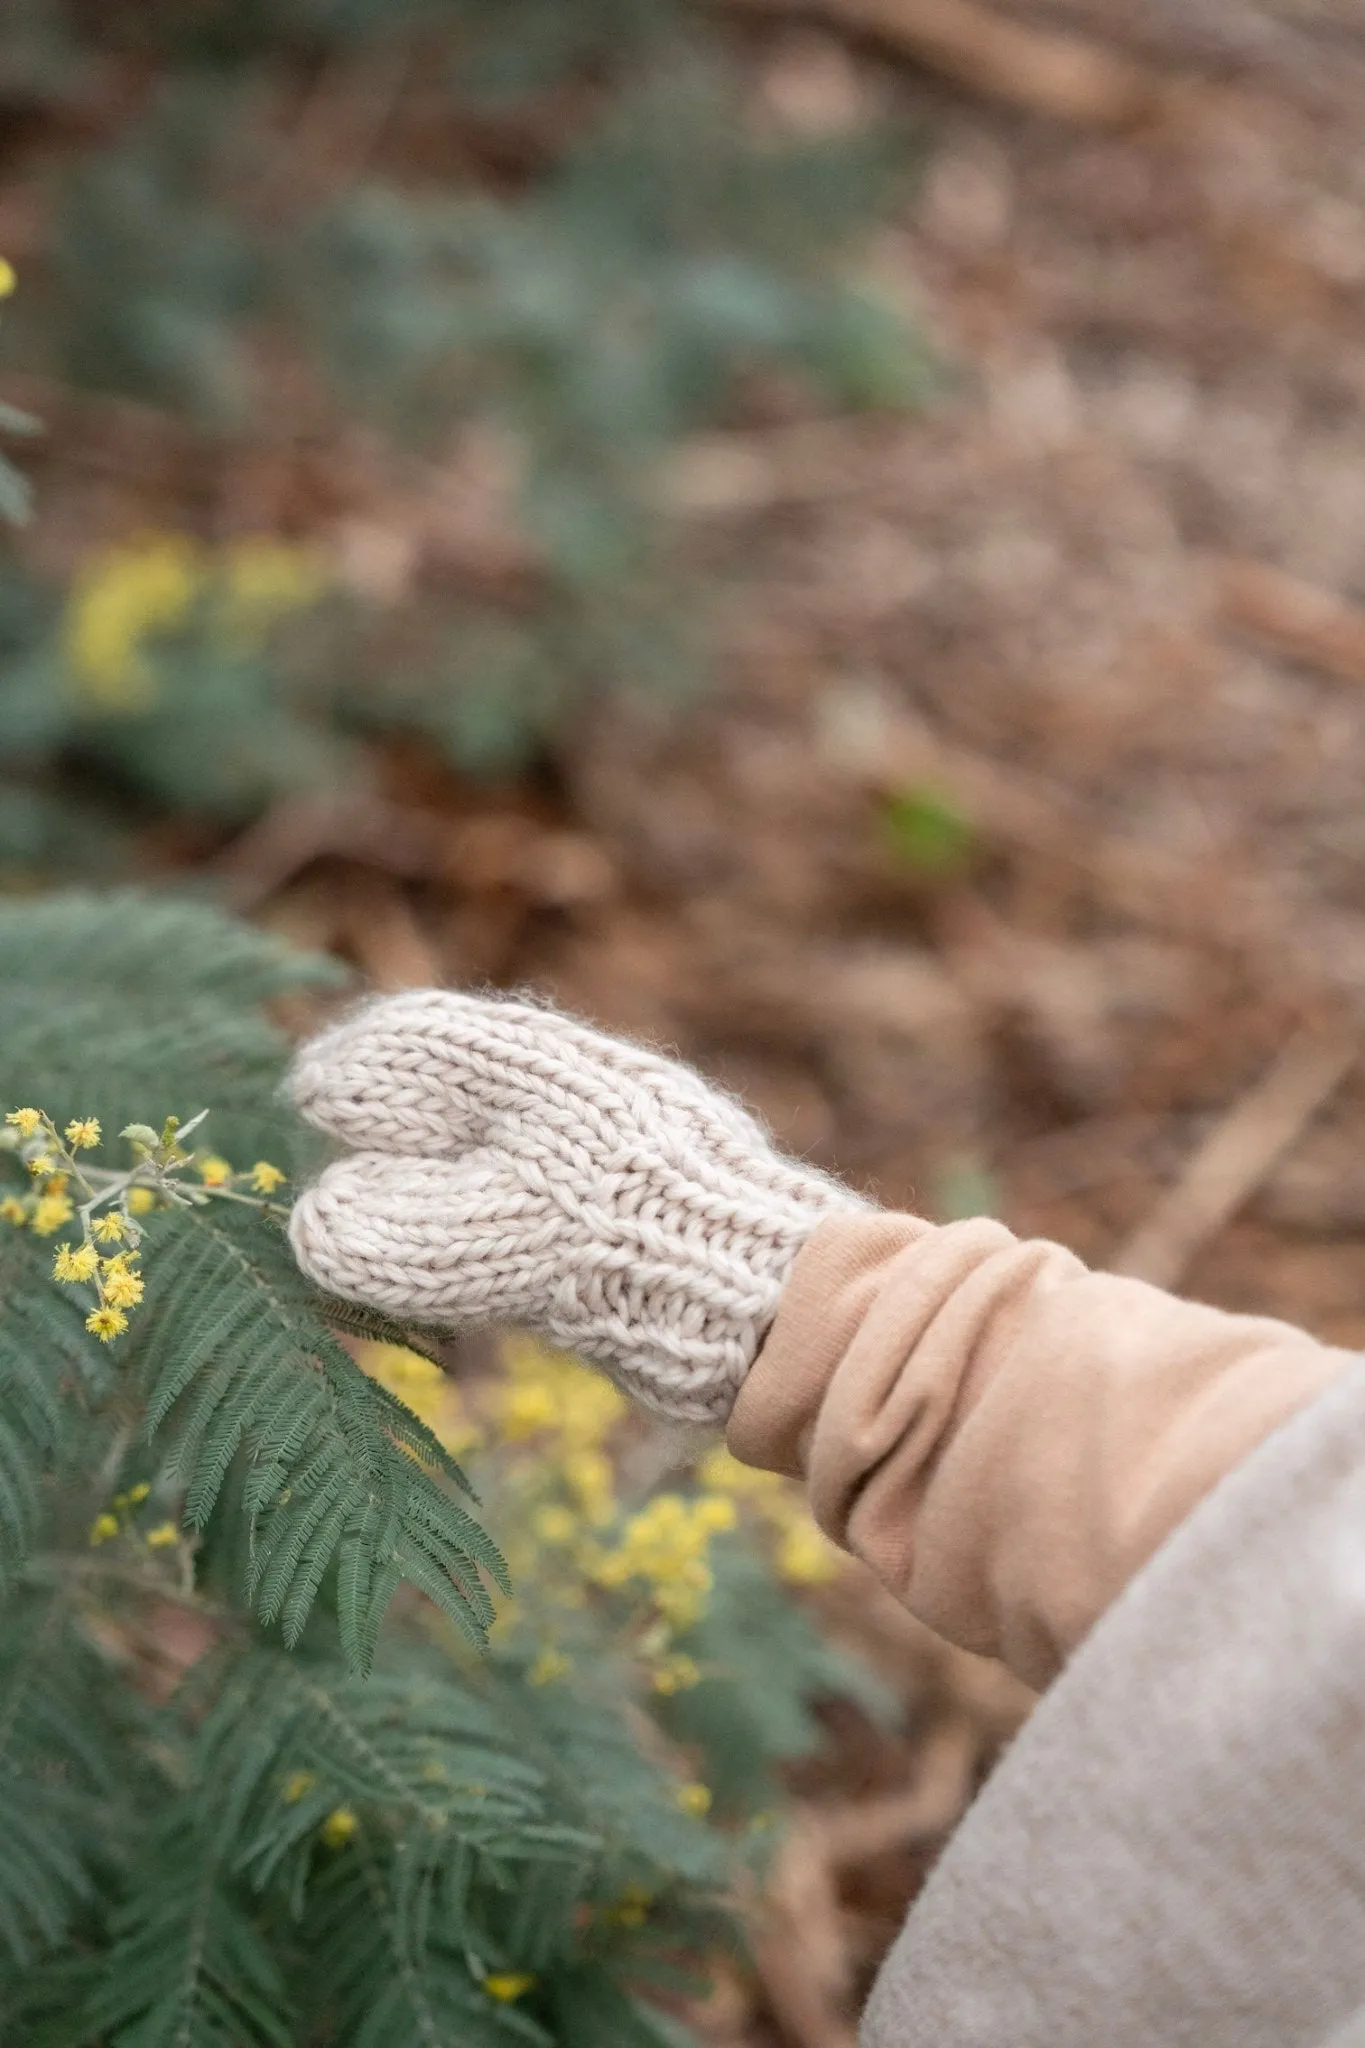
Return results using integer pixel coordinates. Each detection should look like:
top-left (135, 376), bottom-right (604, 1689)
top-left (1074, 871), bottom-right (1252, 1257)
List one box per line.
top-left (63, 535), bottom-right (201, 711)
top-left (101, 1267), bottom-right (145, 1310)
top-left (650, 1652), bottom-right (701, 1695)
top-left (31, 1194), bottom-right (74, 1236)
top-left (320, 1806), bottom-right (358, 1848)
top-left (528, 1645), bottom-right (571, 1686)
top-left (52, 1242), bottom-right (99, 1284)
top-left (775, 1514), bottom-right (841, 1586)
top-left (483, 1973), bottom-right (536, 2003)
top-left (359, 1343), bottom-right (482, 1459)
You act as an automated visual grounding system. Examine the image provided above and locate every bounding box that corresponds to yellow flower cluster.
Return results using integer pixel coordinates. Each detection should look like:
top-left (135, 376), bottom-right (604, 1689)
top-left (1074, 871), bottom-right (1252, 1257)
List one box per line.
top-left (483, 1973), bottom-right (536, 2003)
top-left (32, 1193), bottom-right (74, 1238)
top-left (491, 1345), bottom-right (630, 1664)
top-left (63, 533), bottom-right (328, 712)
top-left (494, 1336), bottom-right (625, 1445)
top-left (100, 1255), bottom-right (145, 1312)
top-left (321, 1806), bottom-right (358, 1848)
top-left (4, 1104), bottom-right (288, 1344)
top-left (594, 1492), bottom-right (735, 1632)
top-left (492, 1336), bottom-right (627, 1535)
top-left (528, 1645), bottom-right (572, 1687)
top-left (602, 1882), bottom-right (653, 1929)
top-left (359, 1343), bottom-right (482, 1460)
top-left (63, 536), bottom-right (199, 711)
top-left (57, 1242), bottom-right (144, 1343)
top-left (53, 1242), bottom-right (98, 1283)
top-left (88, 1483), bottom-right (179, 1552)
top-left (2, 1111), bottom-right (78, 1235)
top-left (280, 1776), bottom-right (363, 1859)
top-left (195, 1154), bottom-right (289, 1199)
top-left (696, 1444), bottom-right (842, 1587)
top-left (367, 1334), bottom-right (835, 1738)
top-left (650, 1651), bottom-right (702, 1696)
top-left (4, 1125), bottom-right (74, 1233)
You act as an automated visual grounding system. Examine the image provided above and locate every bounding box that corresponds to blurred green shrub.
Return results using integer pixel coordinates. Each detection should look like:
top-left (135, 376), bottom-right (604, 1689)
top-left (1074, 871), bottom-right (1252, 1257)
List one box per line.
top-left (0, 0), bottom-right (935, 863)
top-left (0, 537), bottom-right (352, 868)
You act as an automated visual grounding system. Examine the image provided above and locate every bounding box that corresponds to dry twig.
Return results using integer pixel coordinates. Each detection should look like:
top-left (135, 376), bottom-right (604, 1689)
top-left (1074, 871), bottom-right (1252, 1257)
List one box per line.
top-left (206, 793), bottom-right (448, 913)
top-left (1112, 1022), bottom-right (1358, 1289)
top-left (751, 1815), bottom-right (858, 2048)
top-left (723, 0), bottom-right (1158, 127)
top-left (1216, 556), bottom-right (1365, 692)
top-left (745, 1717), bottom-right (980, 2048)
top-left (338, 875), bottom-right (442, 989)
top-left (813, 1719), bottom-right (977, 1866)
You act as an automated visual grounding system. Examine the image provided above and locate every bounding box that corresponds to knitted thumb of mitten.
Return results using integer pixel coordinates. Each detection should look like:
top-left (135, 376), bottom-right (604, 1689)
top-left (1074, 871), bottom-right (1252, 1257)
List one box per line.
top-left (287, 990), bottom-right (866, 1423)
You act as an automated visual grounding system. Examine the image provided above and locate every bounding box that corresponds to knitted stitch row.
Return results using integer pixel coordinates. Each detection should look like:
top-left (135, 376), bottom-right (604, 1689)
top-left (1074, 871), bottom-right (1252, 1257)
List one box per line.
top-left (288, 990), bottom-right (864, 1422)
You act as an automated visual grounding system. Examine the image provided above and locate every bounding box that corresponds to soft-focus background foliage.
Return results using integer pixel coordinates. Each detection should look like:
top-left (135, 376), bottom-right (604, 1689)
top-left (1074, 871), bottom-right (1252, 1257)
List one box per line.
top-left (0, 0), bottom-right (930, 861)
top-left (7, 0), bottom-right (1365, 2039)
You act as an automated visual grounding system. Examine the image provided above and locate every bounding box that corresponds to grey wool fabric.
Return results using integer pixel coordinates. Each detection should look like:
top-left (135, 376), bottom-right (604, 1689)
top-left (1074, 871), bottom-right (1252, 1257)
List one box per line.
top-left (863, 1357), bottom-right (1365, 2048)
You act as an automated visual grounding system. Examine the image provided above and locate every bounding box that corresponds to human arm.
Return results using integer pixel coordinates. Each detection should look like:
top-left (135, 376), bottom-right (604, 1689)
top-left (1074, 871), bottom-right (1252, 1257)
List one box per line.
top-left (288, 992), bottom-right (1354, 1690)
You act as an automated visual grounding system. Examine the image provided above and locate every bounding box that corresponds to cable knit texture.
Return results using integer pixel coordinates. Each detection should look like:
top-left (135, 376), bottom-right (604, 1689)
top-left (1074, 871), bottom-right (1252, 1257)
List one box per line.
top-left (287, 990), bottom-right (865, 1422)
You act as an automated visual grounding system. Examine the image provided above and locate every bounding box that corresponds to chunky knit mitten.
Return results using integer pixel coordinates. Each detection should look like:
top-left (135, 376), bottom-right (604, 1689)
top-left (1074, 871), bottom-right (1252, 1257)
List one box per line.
top-left (287, 990), bottom-right (864, 1423)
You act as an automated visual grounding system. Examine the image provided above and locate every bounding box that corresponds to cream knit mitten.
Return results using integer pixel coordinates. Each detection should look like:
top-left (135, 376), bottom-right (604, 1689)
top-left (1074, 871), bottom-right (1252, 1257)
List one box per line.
top-left (287, 990), bottom-right (864, 1423)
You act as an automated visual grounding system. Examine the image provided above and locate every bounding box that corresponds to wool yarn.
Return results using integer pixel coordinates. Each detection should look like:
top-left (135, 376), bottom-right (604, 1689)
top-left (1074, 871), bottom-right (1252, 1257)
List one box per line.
top-left (288, 989), bottom-right (865, 1422)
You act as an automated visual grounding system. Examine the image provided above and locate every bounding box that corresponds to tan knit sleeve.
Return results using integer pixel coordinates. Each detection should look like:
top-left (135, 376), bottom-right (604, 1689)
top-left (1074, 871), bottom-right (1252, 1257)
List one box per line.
top-left (726, 1212), bottom-right (1354, 1691)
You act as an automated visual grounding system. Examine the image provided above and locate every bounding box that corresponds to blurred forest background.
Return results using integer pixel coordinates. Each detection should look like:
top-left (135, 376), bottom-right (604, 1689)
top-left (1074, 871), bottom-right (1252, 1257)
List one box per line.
top-left (7, 0), bottom-right (1365, 2041)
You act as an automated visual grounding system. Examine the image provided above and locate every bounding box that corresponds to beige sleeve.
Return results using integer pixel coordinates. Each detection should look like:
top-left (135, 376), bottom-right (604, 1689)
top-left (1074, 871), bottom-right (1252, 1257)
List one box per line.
top-left (726, 1212), bottom-right (1354, 1691)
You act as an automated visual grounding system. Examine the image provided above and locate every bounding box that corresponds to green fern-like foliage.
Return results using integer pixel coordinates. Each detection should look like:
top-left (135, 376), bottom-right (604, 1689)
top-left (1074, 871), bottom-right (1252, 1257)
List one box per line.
top-left (0, 890), bottom-right (504, 1669)
top-left (141, 1200), bottom-right (506, 1664)
top-left (0, 887), bottom-right (339, 1158)
top-left (0, 889), bottom-right (887, 2043)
